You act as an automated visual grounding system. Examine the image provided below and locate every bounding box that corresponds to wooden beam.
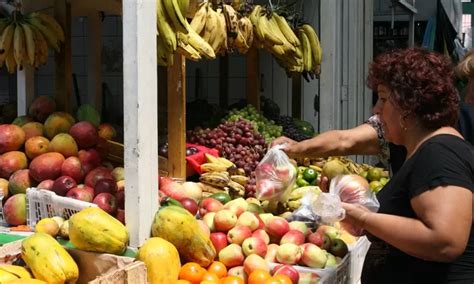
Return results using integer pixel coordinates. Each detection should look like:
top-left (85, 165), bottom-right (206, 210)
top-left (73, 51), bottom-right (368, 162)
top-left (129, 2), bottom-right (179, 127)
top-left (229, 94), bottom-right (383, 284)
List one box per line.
top-left (54, 0), bottom-right (72, 113)
top-left (167, 55), bottom-right (187, 178)
top-left (123, 0), bottom-right (158, 247)
top-left (291, 73), bottom-right (302, 119)
top-left (219, 56), bottom-right (229, 108)
top-left (246, 48), bottom-right (260, 110)
top-left (87, 12), bottom-right (103, 110)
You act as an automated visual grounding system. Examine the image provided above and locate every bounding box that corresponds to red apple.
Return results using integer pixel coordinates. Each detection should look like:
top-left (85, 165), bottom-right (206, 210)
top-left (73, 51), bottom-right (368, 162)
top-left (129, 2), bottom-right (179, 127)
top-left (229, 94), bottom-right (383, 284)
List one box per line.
top-left (280, 230), bottom-right (305, 246)
top-left (78, 149), bottom-right (101, 174)
top-left (160, 181), bottom-right (187, 201)
top-left (214, 209), bottom-right (237, 232)
top-left (37, 179), bottom-right (54, 190)
top-left (252, 229), bottom-right (270, 245)
top-left (66, 186), bottom-right (94, 202)
top-left (265, 216), bottom-right (290, 238)
top-left (227, 225), bottom-right (252, 245)
top-left (307, 231), bottom-right (324, 247)
top-left (276, 243), bottom-right (303, 265)
top-left (158, 176), bottom-right (173, 188)
top-left (210, 232), bottom-right (228, 254)
top-left (272, 264), bottom-right (300, 284)
top-left (94, 178), bottom-right (118, 195)
top-left (242, 237), bottom-right (267, 257)
top-left (115, 208), bottom-right (125, 224)
top-left (93, 193), bottom-right (117, 215)
top-left (180, 197), bottom-right (199, 215)
top-left (115, 190), bottom-right (124, 209)
top-left (52, 176), bottom-right (77, 196)
top-left (84, 167), bottom-right (113, 188)
top-left (61, 156), bottom-right (85, 184)
top-left (199, 197), bottom-right (223, 216)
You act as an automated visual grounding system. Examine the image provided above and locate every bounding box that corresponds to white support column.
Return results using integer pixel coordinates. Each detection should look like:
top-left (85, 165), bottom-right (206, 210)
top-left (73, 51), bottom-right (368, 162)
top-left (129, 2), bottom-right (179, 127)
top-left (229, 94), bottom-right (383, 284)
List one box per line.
top-left (123, 0), bottom-right (158, 247)
top-left (17, 66), bottom-right (34, 116)
top-left (87, 12), bottom-right (102, 109)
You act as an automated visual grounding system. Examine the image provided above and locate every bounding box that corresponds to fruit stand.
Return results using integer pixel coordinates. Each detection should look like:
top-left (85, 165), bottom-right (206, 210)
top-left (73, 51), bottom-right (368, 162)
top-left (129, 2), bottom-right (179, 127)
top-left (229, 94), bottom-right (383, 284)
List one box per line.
top-left (0, 0), bottom-right (381, 283)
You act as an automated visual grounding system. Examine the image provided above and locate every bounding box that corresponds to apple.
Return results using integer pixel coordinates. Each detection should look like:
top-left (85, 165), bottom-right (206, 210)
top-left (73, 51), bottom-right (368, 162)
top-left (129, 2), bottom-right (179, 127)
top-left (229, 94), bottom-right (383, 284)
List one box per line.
top-left (241, 237), bottom-right (267, 257)
top-left (300, 243), bottom-right (328, 268)
top-left (66, 186), bottom-right (94, 202)
top-left (259, 213), bottom-right (274, 225)
top-left (275, 165), bottom-right (291, 180)
top-left (115, 208), bottom-right (125, 224)
top-left (111, 167), bottom-right (124, 181)
top-left (280, 230), bottom-right (305, 246)
top-left (265, 216), bottom-right (290, 238)
top-left (179, 198), bottom-right (199, 215)
top-left (218, 244), bottom-right (245, 268)
top-left (116, 180), bottom-right (125, 192)
top-left (227, 266), bottom-right (247, 281)
top-left (202, 212), bottom-right (216, 232)
top-left (37, 179), bottom-right (54, 190)
top-left (236, 211), bottom-right (260, 231)
top-left (243, 254), bottom-right (269, 275)
top-left (115, 190), bottom-right (124, 209)
top-left (197, 220), bottom-right (210, 237)
top-left (307, 231), bottom-right (324, 248)
top-left (199, 197), bottom-right (223, 216)
top-left (52, 176), bottom-right (77, 196)
top-left (181, 181), bottom-right (202, 202)
top-left (256, 179), bottom-right (276, 200)
top-left (325, 252), bottom-right (338, 268)
top-left (330, 238), bottom-right (349, 258)
top-left (78, 148), bottom-right (101, 174)
top-left (322, 234), bottom-right (332, 251)
top-left (246, 197), bottom-right (261, 206)
top-left (276, 243), bottom-right (302, 265)
top-left (210, 232), bottom-right (228, 254)
top-left (93, 193), bottom-right (117, 215)
top-left (227, 225), bottom-right (252, 245)
top-left (84, 167), bottom-right (113, 188)
top-left (61, 156), bottom-right (85, 184)
top-left (252, 229), bottom-right (270, 245)
top-left (272, 264), bottom-right (300, 284)
top-left (289, 221), bottom-right (309, 236)
top-left (94, 178), bottom-right (118, 195)
top-left (316, 225), bottom-right (341, 240)
top-left (223, 198), bottom-right (248, 217)
top-left (158, 176), bottom-right (173, 188)
top-left (214, 209), bottom-right (237, 232)
top-left (159, 181), bottom-right (187, 201)
top-left (265, 243), bottom-right (279, 262)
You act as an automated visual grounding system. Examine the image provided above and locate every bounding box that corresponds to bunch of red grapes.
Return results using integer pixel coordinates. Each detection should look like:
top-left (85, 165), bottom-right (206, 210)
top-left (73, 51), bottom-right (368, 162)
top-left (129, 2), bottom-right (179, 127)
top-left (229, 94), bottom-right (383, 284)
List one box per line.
top-left (188, 118), bottom-right (268, 196)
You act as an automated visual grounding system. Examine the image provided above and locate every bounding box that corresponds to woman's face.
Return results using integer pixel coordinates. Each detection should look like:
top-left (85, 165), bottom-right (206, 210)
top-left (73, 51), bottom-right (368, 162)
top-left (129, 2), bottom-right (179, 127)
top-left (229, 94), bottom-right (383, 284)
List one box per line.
top-left (373, 85), bottom-right (405, 144)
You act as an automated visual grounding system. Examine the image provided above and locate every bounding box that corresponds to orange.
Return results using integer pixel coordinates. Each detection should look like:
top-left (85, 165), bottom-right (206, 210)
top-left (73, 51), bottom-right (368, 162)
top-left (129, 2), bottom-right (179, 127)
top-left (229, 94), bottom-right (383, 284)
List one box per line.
top-left (179, 262), bottom-right (206, 283)
top-left (207, 261), bottom-right (227, 278)
top-left (201, 281), bottom-right (219, 284)
top-left (201, 272), bottom-right (220, 282)
top-left (248, 269), bottom-right (271, 284)
top-left (220, 276), bottom-right (245, 284)
top-left (273, 275), bottom-right (293, 284)
top-left (175, 280), bottom-right (192, 284)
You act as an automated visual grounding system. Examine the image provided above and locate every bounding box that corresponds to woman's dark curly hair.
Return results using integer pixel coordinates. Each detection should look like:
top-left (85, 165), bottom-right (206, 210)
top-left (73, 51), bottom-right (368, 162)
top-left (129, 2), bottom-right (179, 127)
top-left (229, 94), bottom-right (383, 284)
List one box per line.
top-left (367, 48), bottom-right (459, 129)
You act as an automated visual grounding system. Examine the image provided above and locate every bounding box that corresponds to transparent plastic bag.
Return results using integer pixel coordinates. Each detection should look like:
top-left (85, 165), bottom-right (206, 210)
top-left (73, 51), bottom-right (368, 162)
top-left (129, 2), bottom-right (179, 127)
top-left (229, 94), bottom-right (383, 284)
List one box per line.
top-left (291, 191), bottom-right (345, 225)
top-left (329, 174), bottom-right (380, 212)
top-left (255, 145), bottom-right (296, 202)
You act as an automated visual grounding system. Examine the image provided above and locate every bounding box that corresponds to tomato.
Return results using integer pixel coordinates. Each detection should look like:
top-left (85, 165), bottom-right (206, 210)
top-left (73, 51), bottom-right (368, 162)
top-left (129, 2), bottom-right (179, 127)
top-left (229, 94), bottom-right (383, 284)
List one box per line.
top-left (207, 261), bottom-right (227, 278)
top-left (273, 274), bottom-right (293, 284)
top-left (179, 262), bottom-right (206, 283)
top-left (220, 276), bottom-right (245, 284)
top-left (248, 269), bottom-right (271, 284)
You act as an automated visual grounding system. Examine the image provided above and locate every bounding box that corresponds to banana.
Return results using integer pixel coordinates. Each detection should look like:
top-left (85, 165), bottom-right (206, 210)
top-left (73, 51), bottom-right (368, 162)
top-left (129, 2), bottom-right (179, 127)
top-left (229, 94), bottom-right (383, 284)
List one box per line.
top-left (21, 23), bottom-right (35, 66)
top-left (0, 23), bottom-right (15, 55)
top-left (215, 8), bottom-right (228, 54)
top-left (274, 14), bottom-right (300, 47)
top-left (190, 2), bottom-right (208, 35)
top-left (177, 41), bottom-right (201, 61)
top-left (201, 5), bottom-right (217, 43)
top-left (157, 0), bottom-right (177, 53)
top-left (217, 157), bottom-right (235, 168)
top-left (199, 182), bottom-right (228, 194)
top-left (230, 175), bottom-right (249, 186)
top-left (31, 12), bottom-right (65, 42)
top-left (269, 16), bottom-right (295, 53)
top-left (31, 25), bottom-right (48, 67)
top-left (28, 17), bottom-right (60, 52)
top-left (0, 268), bottom-right (19, 281)
top-left (180, 30), bottom-right (216, 59)
top-left (286, 200), bottom-right (301, 211)
top-left (13, 24), bottom-right (25, 69)
top-left (0, 265), bottom-right (32, 279)
top-left (227, 180), bottom-right (245, 197)
top-left (177, 0), bottom-right (190, 17)
top-left (301, 24), bottom-right (322, 75)
top-left (199, 172), bottom-right (230, 188)
top-left (5, 44), bottom-right (16, 73)
top-left (161, 0), bottom-right (188, 33)
top-left (259, 15), bottom-right (284, 46)
top-left (300, 30), bottom-right (312, 72)
top-left (288, 186), bottom-right (321, 201)
top-left (205, 153), bottom-right (221, 164)
top-left (200, 162), bottom-right (229, 173)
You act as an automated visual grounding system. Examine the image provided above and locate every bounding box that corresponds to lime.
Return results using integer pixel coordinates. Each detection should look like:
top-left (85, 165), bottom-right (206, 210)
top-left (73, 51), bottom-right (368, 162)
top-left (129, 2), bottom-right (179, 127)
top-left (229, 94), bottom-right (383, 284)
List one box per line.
top-left (209, 192), bottom-right (232, 204)
top-left (298, 166), bottom-right (307, 176)
top-left (369, 181), bottom-right (383, 193)
top-left (296, 177), bottom-right (310, 187)
top-left (303, 168), bottom-right (318, 182)
top-left (380, 177), bottom-right (389, 186)
top-left (367, 168), bottom-right (382, 182)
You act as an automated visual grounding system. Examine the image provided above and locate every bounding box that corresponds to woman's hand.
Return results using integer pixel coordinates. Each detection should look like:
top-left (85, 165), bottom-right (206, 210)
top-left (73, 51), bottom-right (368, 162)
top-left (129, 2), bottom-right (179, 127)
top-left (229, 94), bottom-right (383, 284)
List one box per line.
top-left (270, 136), bottom-right (297, 148)
top-left (341, 202), bottom-right (372, 229)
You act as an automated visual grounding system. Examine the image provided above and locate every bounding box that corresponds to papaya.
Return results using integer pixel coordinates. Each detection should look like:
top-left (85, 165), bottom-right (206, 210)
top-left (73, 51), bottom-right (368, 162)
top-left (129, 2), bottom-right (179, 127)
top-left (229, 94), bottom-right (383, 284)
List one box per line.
top-left (137, 237), bottom-right (181, 284)
top-left (68, 207), bottom-right (129, 255)
top-left (151, 205), bottom-right (216, 267)
top-left (21, 233), bottom-right (79, 284)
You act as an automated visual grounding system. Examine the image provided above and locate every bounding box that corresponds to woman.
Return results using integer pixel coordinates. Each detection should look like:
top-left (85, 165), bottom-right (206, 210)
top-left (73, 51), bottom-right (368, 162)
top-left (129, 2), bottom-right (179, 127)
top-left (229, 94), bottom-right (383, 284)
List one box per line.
top-left (341, 48), bottom-right (474, 283)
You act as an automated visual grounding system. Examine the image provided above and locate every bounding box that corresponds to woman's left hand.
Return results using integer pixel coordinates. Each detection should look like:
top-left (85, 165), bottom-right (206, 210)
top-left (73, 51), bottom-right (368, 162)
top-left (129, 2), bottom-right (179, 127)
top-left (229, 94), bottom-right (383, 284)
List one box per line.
top-left (342, 202), bottom-right (372, 229)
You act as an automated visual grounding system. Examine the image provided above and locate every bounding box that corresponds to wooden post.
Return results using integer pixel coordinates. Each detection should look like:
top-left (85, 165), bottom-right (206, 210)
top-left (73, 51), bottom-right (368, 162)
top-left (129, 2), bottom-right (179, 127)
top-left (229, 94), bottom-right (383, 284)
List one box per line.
top-left (246, 48), bottom-right (260, 110)
top-left (167, 55), bottom-right (187, 179)
top-left (54, 0), bottom-right (72, 113)
top-left (123, 0), bottom-right (158, 247)
top-left (291, 73), bottom-right (302, 119)
top-left (219, 56), bottom-right (228, 108)
top-left (87, 11), bottom-right (103, 109)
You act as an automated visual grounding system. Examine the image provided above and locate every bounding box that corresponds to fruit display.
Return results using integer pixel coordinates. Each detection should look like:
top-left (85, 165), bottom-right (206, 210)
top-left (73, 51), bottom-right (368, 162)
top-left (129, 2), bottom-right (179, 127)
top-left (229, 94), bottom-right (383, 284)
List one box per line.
top-left (137, 237), bottom-right (181, 284)
top-left (272, 116), bottom-right (313, 142)
top-left (0, 11), bottom-right (65, 73)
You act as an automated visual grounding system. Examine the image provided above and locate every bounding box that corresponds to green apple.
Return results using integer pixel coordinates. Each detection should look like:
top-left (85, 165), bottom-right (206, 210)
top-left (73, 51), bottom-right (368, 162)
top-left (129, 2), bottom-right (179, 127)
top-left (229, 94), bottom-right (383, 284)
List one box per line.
top-left (330, 238), bottom-right (349, 258)
top-left (325, 252), bottom-right (338, 268)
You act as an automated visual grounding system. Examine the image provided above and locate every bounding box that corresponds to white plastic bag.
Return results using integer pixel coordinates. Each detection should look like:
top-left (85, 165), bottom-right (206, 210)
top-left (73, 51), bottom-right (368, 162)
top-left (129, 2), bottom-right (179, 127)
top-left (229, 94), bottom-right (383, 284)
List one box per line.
top-left (329, 174), bottom-right (380, 212)
top-left (255, 145), bottom-right (296, 202)
top-left (291, 191), bottom-right (345, 225)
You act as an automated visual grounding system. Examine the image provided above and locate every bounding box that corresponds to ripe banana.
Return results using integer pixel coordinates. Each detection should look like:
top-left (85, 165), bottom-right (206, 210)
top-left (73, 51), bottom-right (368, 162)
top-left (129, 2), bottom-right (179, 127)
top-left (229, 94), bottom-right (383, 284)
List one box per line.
top-left (157, 0), bottom-right (178, 54)
top-left (299, 29), bottom-right (312, 72)
top-left (199, 182), bottom-right (228, 194)
top-left (177, 40), bottom-right (201, 61)
top-left (301, 24), bottom-right (322, 76)
top-left (274, 14), bottom-right (300, 47)
top-left (200, 162), bottom-right (229, 173)
top-left (31, 12), bottom-right (65, 42)
top-left (21, 23), bottom-right (35, 66)
top-left (13, 24), bottom-right (25, 69)
top-left (0, 23), bottom-right (15, 55)
top-left (227, 180), bottom-right (245, 197)
top-left (230, 175), bottom-right (249, 186)
top-left (0, 265), bottom-right (32, 279)
top-left (28, 17), bottom-right (60, 52)
top-left (199, 172), bottom-right (230, 188)
top-left (161, 0), bottom-right (188, 33)
top-left (190, 2), bottom-right (208, 35)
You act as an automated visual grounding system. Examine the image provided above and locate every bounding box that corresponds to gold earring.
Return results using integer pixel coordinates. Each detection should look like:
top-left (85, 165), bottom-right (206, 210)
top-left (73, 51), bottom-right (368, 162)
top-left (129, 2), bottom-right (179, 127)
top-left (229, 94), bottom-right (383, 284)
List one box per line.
top-left (399, 120), bottom-right (408, 131)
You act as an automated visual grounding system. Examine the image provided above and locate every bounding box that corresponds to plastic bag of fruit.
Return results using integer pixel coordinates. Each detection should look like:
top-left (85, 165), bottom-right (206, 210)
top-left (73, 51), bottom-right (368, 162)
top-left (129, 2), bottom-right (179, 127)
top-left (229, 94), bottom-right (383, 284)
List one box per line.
top-left (329, 174), bottom-right (380, 212)
top-left (255, 145), bottom-right (296, 201)
top-left (292, 191), bottom-right (346, 225)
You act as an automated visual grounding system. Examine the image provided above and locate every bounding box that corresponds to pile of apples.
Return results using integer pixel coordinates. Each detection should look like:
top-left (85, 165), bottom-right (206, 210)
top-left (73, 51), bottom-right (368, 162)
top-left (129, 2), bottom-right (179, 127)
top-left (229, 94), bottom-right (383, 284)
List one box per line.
top-left (196, 196), bottom-right (357, 283)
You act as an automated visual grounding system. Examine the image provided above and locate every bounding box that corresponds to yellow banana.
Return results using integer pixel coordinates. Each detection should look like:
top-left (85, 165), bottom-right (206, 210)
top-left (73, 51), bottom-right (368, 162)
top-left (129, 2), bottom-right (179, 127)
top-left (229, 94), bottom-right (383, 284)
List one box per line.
top-left (190, 2), bottom-right (208, 35)
top-left (0, 265), bottom-right (32, 279)
top-left (301, 24), bottom-right (322, 73)
top-left (13, 24), bottom-right (25, 69)
top-left (200, 162), bottom-right (229, 173)
top-left (258, 15), bottom-right (283, 46)
top-left (230, 175), bottom-right (249, 186)
top-left (215, 8), bottom-right (228, 54)
top-left (0, 268), bottom-right (19, 281)
top-left (184, 30), bottom-right (215, 59)
top-left (202, 6), bottom-right (217, 43)
top-left (28, 17), bottom-right (60, 52)
top-left (0, 23), bottom-right (15, 55)
top-left (31, 12), bottom-right (65, 42)
top-left (300, 30), bottom-right (312, 72)
top-left (217, 157), bottom-right (235, 168)
top-left (31, 25), bottom-right (48, 67)
top-left (177, 41), bottom-right (202, 61)
top-left (161, 0), bottom-right (188, 33)
top-left (21, 23), bottom-right (35, 66)
top-left (269, 16), bottom-right (295, 53)
top-left (274, 14), bottom-right (300, 47)
top-left (157, 0), bottom-right (177, 53)
top-left (205, 153), bottom-right (221, 164)
top-left (5, 47), bottom-right (17, 73)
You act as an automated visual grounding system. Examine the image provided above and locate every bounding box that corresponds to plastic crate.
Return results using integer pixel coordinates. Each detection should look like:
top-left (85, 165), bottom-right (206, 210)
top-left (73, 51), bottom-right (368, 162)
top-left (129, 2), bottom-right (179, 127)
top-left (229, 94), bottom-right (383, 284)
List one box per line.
top-left (25, 188), bottom-right (97, 228)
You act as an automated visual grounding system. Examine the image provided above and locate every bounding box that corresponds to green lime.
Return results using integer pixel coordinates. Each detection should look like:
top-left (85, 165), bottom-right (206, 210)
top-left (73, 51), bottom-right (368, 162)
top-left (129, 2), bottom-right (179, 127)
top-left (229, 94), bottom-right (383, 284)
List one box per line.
top-left (367, 168), bottom-right (382, 182)
top-left (369, 181), bottom-right (383, 193)
top-left (303, 168), bottom-right (318, 182)
top-left (296, 177), bottom-right (310, 187)
top-left (380, 177), bottom-right (389, 186)
top-left (247, 203), bottom-right (264, 214)
top-left (210, 192), bottom-right (232, 204)
top-left (298, 166), bottom-right (307, 176)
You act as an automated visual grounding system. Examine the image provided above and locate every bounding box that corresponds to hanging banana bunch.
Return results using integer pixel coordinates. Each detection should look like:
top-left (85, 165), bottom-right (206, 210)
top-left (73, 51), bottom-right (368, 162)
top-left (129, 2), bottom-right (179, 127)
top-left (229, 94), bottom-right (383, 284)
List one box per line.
top-left (297, 24), bottom-right (322, 81)
top-left (0, 11), bottom-right (65, 73)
